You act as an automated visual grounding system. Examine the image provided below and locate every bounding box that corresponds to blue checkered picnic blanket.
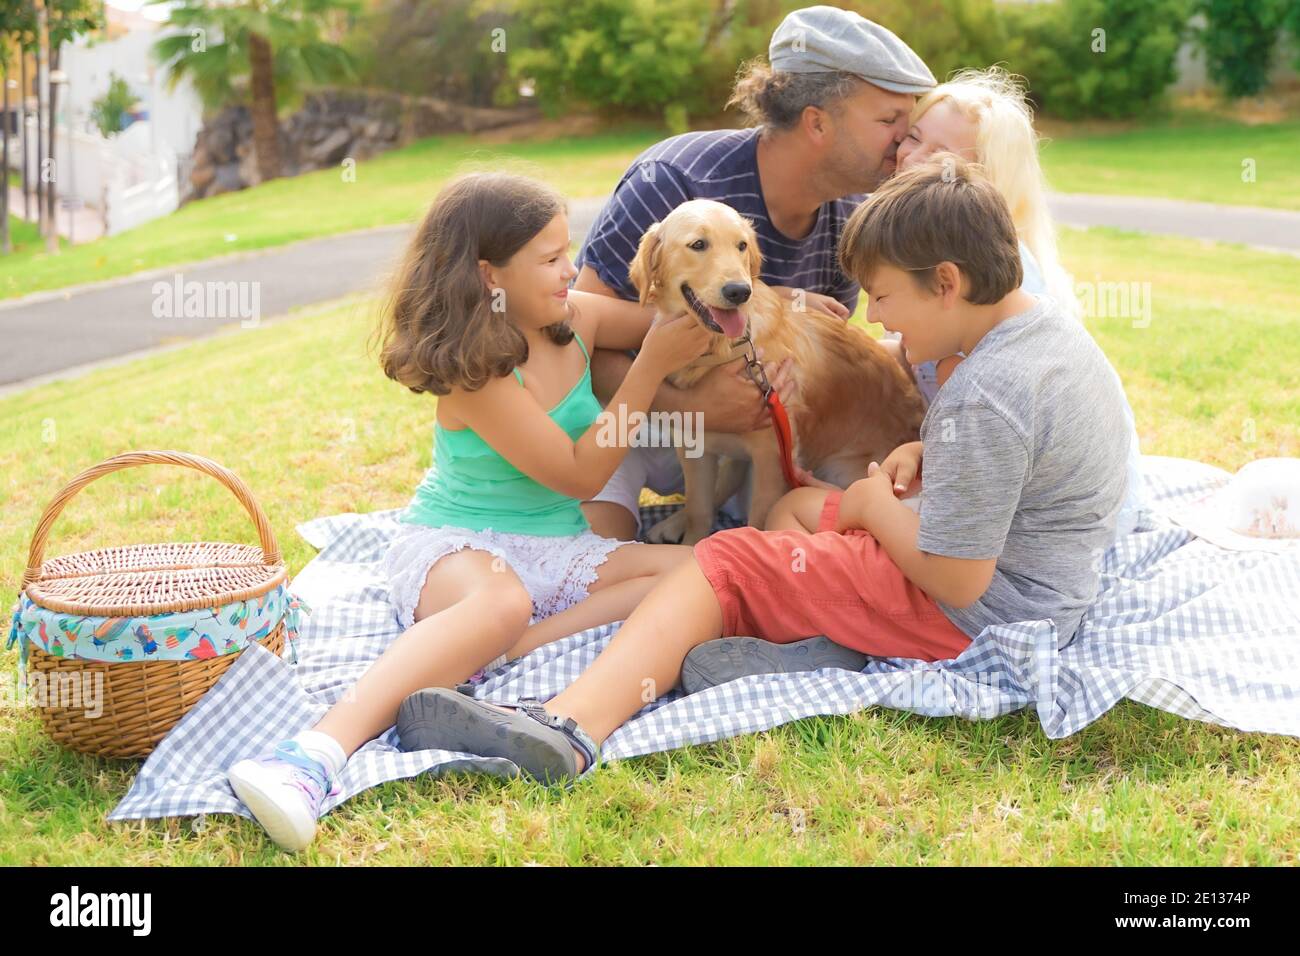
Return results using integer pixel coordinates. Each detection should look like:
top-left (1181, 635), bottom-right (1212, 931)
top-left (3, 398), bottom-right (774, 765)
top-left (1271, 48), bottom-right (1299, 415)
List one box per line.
top-left (107, 455), bottom-right (1300, 823)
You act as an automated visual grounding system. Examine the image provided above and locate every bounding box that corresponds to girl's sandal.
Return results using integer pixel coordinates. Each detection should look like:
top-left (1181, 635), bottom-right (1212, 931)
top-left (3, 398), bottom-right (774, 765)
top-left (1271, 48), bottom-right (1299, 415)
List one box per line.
top-left (396, 687), bottom-right (599, 784)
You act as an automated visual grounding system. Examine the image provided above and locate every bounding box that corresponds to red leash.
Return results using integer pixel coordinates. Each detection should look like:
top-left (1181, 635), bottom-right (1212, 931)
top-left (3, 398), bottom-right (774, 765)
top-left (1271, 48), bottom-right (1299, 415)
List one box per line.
top-left (738, 333), bottom-right (803, 489)
top-left (766, 389), bottom-right (802, 489)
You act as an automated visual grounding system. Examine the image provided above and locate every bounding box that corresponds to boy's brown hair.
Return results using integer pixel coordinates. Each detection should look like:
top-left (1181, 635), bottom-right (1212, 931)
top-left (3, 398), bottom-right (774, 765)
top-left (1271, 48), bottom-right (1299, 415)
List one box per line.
top-left (838, 154), bottom-right (1023, 303)
top-left (375, 172), bottom-right (575, 396)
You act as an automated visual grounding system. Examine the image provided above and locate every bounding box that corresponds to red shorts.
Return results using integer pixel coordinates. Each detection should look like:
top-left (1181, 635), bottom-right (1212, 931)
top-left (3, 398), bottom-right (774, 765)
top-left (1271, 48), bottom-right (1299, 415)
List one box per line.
top-left (692, 490), bottom-right (972, 662)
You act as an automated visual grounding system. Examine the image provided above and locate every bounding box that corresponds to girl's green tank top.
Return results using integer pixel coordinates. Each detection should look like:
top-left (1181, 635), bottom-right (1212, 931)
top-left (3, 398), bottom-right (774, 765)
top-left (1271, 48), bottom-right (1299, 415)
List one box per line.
top-left (400, 331), bottom-right (602, 537)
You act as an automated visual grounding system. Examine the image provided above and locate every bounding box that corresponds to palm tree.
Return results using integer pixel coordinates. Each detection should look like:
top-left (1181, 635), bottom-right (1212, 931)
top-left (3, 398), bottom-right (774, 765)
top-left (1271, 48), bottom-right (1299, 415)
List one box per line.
top-left (151, 0), bottom-right (357, 184)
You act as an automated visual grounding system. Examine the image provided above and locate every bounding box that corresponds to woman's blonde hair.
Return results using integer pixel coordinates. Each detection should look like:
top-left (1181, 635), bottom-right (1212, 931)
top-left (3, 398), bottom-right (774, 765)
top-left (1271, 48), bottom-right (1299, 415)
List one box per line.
top-left (912, 66), bottom-right (1078, 316)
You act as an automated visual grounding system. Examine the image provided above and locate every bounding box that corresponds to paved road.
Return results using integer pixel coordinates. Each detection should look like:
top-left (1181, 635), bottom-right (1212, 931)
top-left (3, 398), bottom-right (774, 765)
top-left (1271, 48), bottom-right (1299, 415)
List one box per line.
top-left (1048, 193), bottom-right (1300, 255)
top-left (3, 193), bottom-right (1297, 390)
top-left (0, 225), bottom-right (426, 388)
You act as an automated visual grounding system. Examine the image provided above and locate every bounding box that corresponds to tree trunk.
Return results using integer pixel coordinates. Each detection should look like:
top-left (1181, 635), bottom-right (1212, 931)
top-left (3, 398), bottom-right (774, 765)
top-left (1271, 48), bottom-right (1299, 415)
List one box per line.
top-left (35, 1), bottom-right (48, 245)
top-left (45, 42), bottom-right (59, 254)
top-left (702, 0), bottom-right (736, 49)
top-left (247, 31), bottom-right (281, 183)
top-left (3, 63), bottom-right (11, 254)
top-left (20, 48), bottom-right (29, 220)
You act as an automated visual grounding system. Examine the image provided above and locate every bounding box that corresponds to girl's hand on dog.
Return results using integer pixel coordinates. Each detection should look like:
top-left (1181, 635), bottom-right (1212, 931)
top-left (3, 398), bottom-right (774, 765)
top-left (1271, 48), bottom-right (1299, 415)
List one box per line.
top-left (639, 308), bottom-right (715, 378)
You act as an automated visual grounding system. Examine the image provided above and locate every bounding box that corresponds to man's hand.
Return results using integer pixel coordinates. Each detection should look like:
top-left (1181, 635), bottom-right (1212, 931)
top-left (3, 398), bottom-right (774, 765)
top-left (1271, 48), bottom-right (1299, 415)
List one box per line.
top-left (748, 346), bottom-right (796, 406)
top-left (682, 355), bottom-right (795, 433)
top-left (771, 286), bottom-right (850, 322)
top-left (880, 441), bottom-right (924, 497)
top-left (834, 462), bottom-right (897, 533)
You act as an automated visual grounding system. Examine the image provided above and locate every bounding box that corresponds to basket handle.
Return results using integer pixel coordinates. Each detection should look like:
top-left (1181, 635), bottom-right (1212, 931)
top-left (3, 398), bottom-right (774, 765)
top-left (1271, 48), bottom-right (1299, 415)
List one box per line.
top-left (21, 450), bottom-right (282, 588)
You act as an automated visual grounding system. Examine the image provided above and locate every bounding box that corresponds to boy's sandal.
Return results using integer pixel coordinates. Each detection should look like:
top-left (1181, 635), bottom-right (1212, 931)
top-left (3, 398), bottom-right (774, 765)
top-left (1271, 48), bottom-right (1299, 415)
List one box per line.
top-left (510, 696), bottom-right (600, 776)
top-left (681, 635), bottom-right (870, 694)
top-left (397, 687), bottom-right (599, 784)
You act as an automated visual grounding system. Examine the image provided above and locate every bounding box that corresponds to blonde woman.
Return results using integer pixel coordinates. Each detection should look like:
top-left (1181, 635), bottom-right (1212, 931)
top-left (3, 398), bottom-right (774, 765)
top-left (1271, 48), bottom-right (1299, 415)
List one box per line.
top-left (881, 66), bottom-right (1145, 540)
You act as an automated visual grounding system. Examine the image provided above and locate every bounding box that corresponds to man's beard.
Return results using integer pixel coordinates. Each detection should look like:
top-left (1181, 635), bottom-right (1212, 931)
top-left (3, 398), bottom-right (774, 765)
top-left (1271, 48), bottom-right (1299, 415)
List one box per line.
top-left (826, 142), bottom-right (897, 195)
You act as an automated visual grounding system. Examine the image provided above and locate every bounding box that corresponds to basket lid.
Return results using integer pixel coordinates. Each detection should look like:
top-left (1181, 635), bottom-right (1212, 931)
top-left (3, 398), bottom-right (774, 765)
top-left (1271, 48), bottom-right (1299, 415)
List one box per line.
top-left (26, 542), bottom-right (286, 617)
top-left (21, 451), bottom-right (287, 617)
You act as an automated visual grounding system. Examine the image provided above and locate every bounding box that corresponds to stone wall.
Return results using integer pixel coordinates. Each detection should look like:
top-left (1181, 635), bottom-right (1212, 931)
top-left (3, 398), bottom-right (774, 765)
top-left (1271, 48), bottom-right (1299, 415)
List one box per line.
top-left (185, 88), bottom-right (538, 202)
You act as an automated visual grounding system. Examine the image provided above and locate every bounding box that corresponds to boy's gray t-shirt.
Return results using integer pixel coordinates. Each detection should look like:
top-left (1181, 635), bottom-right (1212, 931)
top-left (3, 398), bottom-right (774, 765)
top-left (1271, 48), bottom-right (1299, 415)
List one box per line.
top-left (916, 294), bottom-right (1131, 646)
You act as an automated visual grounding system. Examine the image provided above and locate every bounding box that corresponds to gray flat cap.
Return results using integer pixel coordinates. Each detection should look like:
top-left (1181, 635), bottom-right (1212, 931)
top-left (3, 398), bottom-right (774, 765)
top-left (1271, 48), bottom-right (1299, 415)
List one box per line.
top-left (769, 5), bottom-right (936, 95)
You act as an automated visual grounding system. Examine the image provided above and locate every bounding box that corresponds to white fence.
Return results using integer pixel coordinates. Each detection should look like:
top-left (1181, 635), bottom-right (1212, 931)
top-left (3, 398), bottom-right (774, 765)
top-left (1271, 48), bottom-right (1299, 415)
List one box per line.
top-left (4, 117), bottom-right (180, 237)
top-left (105, 151), bottom-right (180, 235)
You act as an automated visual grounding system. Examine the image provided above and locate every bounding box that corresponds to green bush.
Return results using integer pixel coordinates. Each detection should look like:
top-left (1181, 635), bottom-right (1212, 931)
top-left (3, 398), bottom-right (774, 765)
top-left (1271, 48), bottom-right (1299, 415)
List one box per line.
top-left (345, 0), bottom-right (513, 107)
top-left (487, 0), bottom-right (776, 127)
top-left (856, 0), bottom-right (1025, 85)
top-left (489, 0), bottom-right (1188, 124)
top-left (488, 0), bottom-right (1026, 125)
top-left (344, 0), bottom-right (1202, 123)
top-left (1001, 0), bottom-right (1192, 119)
top-left (89, 72), bottom-right (136, 138)
top-left (1288, 0), bottom-right (1300, 73)
top-left (1195, 0), bottom-right (1289, 98)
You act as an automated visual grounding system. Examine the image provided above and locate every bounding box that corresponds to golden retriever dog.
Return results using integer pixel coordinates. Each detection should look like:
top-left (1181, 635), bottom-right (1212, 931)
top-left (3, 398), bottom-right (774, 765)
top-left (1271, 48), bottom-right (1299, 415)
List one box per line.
top-left (628, 198), bottom-right (926, 545)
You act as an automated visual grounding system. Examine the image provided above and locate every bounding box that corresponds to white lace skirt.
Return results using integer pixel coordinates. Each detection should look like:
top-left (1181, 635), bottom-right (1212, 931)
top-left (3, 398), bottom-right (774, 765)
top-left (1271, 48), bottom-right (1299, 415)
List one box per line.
top-left (381, 522), bottom-right (628, 651)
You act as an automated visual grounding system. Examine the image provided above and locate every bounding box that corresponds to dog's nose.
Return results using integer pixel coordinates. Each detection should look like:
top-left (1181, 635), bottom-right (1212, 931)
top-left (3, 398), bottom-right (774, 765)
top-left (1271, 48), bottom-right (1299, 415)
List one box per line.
top-left (721, 282), bottom-right (751, 306)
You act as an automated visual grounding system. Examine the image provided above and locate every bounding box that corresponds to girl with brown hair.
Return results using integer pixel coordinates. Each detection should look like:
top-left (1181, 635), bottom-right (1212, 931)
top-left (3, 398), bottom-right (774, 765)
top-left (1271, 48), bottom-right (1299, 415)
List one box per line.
top-left (228, 172), bottom-right (711, 852)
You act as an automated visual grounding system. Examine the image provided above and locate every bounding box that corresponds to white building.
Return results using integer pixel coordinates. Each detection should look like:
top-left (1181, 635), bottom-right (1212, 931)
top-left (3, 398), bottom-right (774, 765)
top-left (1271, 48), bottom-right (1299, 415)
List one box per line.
top-left (5, 4), bottom-right (204, 237)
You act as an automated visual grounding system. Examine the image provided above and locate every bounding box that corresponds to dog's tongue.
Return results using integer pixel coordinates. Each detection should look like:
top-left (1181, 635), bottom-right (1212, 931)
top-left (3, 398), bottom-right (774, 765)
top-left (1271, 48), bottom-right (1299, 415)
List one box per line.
top-left (708, 305), bottom-right (746, 338)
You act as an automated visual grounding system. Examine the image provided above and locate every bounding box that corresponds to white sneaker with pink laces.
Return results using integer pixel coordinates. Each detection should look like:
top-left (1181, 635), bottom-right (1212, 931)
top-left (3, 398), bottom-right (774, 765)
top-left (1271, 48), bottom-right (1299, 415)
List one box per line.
top-left (228, 739), bottom-right (340, 852)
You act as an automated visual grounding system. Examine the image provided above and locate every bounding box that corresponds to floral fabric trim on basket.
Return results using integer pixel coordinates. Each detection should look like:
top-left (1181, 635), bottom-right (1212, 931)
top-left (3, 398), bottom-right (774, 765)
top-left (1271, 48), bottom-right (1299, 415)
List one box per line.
top-left (7, 583), bottom-right (310, 668)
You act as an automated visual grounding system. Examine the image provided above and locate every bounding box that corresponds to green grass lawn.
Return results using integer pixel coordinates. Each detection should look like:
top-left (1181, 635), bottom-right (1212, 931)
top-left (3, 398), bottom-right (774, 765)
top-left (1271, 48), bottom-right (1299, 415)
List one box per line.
top-left (2, 115), bottom-right (1297, 302)
top-left (4, 214), bottom-right (62, 256)
top-left (1040, 118), bottom-right (1300, 211)
top-left (2, 226), bottom-right (1297, 865)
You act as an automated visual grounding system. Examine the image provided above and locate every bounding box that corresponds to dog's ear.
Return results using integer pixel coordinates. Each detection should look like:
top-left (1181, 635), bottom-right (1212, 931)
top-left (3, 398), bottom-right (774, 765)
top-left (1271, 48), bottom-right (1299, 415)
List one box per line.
top-left (629, 222), bottom-right (663, 305)
top-left (741, 218), bottom-right (762, 278)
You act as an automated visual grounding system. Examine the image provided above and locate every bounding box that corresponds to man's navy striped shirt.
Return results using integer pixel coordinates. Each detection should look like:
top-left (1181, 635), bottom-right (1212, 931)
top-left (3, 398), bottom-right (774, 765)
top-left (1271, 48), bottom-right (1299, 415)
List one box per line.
top-left (574, 127), bottom-right (865, 314)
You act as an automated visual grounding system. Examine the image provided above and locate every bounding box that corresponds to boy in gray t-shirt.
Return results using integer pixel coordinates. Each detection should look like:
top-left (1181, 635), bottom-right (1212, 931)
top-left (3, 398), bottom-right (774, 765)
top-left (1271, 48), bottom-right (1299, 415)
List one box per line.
top-left (917, 292), bottom-right (1130, 646)
top-left (673, 154), bottom-right (1134, 690)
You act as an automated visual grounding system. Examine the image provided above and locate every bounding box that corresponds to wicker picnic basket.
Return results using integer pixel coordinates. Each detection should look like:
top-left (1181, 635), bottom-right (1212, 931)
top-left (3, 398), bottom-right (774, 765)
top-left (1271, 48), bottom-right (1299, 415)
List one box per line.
top-left (11, 451), bottom-right (294, 759)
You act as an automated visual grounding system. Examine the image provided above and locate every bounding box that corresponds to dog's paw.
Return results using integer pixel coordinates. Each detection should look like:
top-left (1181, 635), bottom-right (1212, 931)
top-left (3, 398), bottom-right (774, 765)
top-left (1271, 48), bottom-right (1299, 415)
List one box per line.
top-left (646, 510), bottom-right (688, 544)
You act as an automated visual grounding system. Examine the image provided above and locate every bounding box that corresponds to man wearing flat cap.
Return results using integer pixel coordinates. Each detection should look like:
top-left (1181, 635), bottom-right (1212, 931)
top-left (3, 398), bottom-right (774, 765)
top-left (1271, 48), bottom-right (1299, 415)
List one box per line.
top-left (574, 5), bottom-right (936, 541)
